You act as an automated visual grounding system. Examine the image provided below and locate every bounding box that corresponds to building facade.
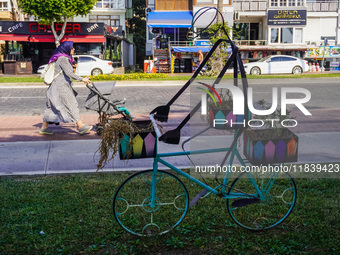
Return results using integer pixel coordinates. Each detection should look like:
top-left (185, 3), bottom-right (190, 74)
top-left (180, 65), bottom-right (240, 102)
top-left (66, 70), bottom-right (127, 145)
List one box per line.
top-left (0, 0), bottom-right (134, 74)
top-left (146, 0), bottom-right (340, 73)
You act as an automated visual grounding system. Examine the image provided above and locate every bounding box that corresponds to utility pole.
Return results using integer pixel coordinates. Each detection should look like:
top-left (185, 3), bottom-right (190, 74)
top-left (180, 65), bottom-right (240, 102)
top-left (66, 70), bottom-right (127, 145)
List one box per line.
top-left (321, 38), bottom-right (327, 72)
top-left (217, 0), bottom-right (223, 24)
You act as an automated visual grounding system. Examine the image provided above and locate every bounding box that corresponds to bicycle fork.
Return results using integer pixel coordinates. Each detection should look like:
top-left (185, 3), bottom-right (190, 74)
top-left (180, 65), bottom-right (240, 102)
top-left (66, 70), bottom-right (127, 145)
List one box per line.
top-left (150, 159), bottom-right (159, 210)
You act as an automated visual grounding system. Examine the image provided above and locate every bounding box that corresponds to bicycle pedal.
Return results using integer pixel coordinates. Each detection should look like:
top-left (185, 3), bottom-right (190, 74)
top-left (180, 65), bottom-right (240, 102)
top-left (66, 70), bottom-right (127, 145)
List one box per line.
top-left (189, 189), bottom-right (208, 208)
top-left (231, 198), bottom-right (260, 208)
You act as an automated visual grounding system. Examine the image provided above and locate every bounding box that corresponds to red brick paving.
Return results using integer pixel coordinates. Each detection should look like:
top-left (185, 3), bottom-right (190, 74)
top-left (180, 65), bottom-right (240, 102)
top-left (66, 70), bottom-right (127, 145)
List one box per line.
top-left (0, 109), bottom-right (338, 143)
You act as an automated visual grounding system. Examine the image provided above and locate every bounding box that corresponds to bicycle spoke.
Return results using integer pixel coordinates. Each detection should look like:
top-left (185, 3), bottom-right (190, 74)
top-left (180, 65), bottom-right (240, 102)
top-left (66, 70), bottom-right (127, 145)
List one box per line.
top-left (113, 170), bottom-right (189, 236)
top-left (227, 171), bottom-right (297, 230)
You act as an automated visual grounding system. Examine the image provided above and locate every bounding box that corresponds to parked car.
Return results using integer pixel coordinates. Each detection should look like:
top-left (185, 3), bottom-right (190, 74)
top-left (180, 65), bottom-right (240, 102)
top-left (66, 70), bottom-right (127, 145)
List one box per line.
top-left (38, 55), bottom-right (114, 76)
top-left (243, 55), bottom-right (309, 75)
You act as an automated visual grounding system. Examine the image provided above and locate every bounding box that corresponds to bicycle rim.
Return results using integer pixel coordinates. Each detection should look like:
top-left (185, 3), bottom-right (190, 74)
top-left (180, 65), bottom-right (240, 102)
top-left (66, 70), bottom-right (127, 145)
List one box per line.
top-left (113, 170), bottom-right (189, 236)
top-left (227, 171), bottom-right (297, 230)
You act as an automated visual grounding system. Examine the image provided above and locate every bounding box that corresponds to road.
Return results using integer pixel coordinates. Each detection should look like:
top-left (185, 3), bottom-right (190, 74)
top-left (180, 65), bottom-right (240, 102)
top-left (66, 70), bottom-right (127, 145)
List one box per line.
top-left (0, 78), bottom-right (339, 116)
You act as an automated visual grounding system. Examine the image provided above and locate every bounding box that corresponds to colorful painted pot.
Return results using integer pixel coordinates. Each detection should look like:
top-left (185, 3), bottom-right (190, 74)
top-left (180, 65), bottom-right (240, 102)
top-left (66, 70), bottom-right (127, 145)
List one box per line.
top-left (208, 107), bottom-right (250, 130)
top-left (243, 128), bottom-right (298, 165)
top-left (119, 120), bottom-right (156, 159)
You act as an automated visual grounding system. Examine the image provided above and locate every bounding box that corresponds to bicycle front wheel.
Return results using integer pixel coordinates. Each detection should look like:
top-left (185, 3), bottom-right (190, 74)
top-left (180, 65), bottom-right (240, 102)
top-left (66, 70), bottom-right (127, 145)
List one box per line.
top-left (113, 170), bottom-right (189, 236)
top-left (227, 171), bottom-right (297, 230)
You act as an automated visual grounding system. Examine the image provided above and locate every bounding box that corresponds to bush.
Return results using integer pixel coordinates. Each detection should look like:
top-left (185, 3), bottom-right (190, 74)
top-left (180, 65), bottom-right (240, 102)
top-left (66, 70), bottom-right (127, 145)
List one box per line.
top-left (90, 73), bottom-right (168, 81)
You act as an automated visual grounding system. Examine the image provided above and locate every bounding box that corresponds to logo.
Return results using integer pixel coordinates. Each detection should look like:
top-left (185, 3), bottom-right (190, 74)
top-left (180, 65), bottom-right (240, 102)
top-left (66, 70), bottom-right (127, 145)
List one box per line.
top-left (198, 82), bottom-right (311, 128)
top-left (197, 82), bottom-right (223, 115)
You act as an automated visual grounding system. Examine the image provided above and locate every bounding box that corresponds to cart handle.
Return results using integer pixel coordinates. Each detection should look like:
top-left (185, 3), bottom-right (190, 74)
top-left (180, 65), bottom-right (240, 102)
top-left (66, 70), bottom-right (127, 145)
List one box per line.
top-left (150, 114), bottom-right (162, 138)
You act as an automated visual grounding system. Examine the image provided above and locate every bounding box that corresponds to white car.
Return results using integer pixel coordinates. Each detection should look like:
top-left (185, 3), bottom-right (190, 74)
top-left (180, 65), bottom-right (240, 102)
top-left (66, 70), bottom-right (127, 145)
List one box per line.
top-left (243, 55), bottom-right (309, 75)
top-left (38, 55), bottom-right (114, 76)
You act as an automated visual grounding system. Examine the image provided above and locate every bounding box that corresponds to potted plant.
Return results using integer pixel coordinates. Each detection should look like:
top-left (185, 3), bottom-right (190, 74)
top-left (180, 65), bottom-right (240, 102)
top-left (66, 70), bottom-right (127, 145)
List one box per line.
top-left (96, 119), bottom-right (156, 170)
top-left (243, 100), bottom-right (299, 165)
top-left (203, 85), bottom-right (250, 130)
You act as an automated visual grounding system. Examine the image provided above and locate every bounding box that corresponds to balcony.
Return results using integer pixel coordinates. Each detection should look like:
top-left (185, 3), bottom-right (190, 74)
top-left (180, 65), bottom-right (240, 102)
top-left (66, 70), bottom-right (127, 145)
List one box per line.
top-left (0, 11), bottom-right (13, 20)
top-left (233, 0), bottom-right (268, 12)
top-left (306, 1), bottom-right (338, 12)
top-left (94, 0), bottom-right (125, 10)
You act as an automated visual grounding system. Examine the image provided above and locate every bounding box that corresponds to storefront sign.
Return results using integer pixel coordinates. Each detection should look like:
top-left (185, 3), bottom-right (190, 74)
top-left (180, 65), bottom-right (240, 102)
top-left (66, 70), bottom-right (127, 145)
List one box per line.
top-left (106, 25), bottom-right (123, 37)
top-left (0, 21), bottom-right (105, 35)
top-left (195, 40), bottom-right (211, 46)
top-left (306, 46), bottom-right (340, 58)
top-left (267, 10), bottom-right (307, 26)
top-left (330, 61), bottom-right (339, 71)
top-left (330, 62), bottom-right (339, 67)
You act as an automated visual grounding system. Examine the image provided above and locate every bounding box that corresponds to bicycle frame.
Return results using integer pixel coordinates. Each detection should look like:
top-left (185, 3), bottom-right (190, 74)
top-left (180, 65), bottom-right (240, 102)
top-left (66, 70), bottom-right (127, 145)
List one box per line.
top-left (149, 115), bottom-right (271, 210)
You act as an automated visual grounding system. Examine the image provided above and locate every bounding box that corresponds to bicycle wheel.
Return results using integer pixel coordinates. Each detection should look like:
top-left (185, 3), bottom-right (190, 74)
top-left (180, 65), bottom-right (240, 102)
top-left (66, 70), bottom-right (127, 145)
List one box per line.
top-left (113, 170), bottom-right (189, 236)
top-left (227, 171), bottom-right (297, 230)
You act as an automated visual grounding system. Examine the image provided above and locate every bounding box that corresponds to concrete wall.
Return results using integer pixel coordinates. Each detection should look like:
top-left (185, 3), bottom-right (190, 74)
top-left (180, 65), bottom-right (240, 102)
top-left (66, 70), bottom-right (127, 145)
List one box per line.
top-left (305, 15), bottom-right (338, 45)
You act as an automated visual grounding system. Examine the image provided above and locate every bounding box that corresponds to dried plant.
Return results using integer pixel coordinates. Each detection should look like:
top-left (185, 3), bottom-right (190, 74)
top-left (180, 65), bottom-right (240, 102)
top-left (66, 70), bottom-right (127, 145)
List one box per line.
top-left (96, 119), bottom-right (153, 170)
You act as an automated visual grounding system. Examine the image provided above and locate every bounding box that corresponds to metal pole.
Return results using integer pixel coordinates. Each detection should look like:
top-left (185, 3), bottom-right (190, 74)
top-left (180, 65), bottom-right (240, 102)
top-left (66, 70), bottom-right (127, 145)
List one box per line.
top-left (321, 38), bottom-right (327, 73)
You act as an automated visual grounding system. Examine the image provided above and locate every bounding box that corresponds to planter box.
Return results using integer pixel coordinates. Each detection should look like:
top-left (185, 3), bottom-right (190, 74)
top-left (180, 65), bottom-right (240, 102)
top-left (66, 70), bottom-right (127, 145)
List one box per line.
top-left (243, 128), bottom-right (298, 165)
top-left (208, 108), bottom-right (250, 130)
top-left (3, 61), bottom-right (17, 75)
top-left (119, 120), bottom-right (156, 160)
top-left (16, 61), bottom-right (32, 74)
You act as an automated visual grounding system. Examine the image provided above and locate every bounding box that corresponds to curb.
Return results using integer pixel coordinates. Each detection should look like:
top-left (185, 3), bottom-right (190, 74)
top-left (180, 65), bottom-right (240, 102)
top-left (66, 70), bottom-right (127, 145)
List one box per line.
top-left (0, 80), bottom-right (187, 87)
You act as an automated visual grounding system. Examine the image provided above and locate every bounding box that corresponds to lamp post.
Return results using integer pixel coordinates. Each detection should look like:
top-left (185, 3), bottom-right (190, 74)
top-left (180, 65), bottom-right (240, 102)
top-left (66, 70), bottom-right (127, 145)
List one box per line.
top-left (321, 38), bottom-right (327, 73)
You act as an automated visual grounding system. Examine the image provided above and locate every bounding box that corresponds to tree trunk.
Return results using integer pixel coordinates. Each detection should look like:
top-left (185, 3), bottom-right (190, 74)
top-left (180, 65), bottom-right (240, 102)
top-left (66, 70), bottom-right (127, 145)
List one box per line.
top-left (210, 0), bottom-right (224, 74)
top-left (51, 18), bottom-right (68, 47)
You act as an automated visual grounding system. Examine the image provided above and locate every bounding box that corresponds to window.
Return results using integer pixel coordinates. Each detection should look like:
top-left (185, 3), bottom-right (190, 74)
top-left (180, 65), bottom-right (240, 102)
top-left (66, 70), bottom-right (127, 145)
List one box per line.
top-left (89, 15), bottom-right (120, 26)
top-left (271, 0), bottom-right (305, 7)
top-left (233, 23), bottom-right (260, 41)
top-left (0, 1), bottom-right (8, 11)
top-left (281, 56), bottom-right (296, 61)
top-left (234, 23), bottom-right (249, 40)
top-left (270, 27), bottom-right (302, 44)
top-left (79, 57), bottom-right (96, 63)
top-left (281, 28), bottom-right (293, 43)
top-left (96, 0), bottom-right (124, 9)
top-left (295, 28), bottom-right (303, 43)
top-left (271, 57), bottom-right (281, 62)
top-left (271, 28), bottom-right (279, 43)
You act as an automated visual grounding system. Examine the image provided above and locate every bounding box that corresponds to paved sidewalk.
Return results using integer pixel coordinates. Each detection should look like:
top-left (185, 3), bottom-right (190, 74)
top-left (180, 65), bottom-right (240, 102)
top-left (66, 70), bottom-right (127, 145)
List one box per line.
top-left (0, 110), bottom-right (339, 176)
top-left (0, 131), bottom-right (339, 176)
top-left (0, 79), bottom-right (339, 176)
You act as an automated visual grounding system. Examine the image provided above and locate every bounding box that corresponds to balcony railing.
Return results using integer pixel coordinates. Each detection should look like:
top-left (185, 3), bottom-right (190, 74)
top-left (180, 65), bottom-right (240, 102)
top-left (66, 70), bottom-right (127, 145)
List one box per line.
top-left (233, 0), bottom-right (268, 12)
top-left (307, 1), bottom-right (338, 12)
top-left (169, 41), bottom-right (196, 47)
top-left (233, 0), bottom-right (339, 12)
top-left (234, 40), bottom-right (267, 45)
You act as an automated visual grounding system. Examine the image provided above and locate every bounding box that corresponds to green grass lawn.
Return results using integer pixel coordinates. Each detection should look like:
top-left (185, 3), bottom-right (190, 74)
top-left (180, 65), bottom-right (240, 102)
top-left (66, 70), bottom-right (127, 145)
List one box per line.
top-left (0, 173), bottom-right (338, 254)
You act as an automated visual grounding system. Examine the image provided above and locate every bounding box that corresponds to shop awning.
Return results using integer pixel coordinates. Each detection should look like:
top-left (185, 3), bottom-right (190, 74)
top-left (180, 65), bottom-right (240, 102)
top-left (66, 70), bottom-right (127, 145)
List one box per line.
top-left (172, 46), bottom-right (211, 53)
top-left (172, 46), bottom-right (232, 53)
top-left (0, 34), bottom-right (106, 43)
top-left (238, 45), bottom-right (309, 51)
top-left (147, 11), bottom-right (192, 28)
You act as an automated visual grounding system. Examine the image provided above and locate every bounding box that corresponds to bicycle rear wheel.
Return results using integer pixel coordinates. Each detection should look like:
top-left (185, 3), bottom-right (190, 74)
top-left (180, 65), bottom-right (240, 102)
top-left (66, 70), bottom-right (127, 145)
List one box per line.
top-left (113, 170), bottom-right (189, 236)
top-left (227, 171), bottom-right (297, 230)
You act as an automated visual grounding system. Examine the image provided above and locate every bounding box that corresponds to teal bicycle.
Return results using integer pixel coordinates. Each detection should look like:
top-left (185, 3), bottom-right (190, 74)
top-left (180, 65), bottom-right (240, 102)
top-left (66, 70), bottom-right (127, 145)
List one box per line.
top-left (113, 114), bottom-right (297, 236)
top-left (112, 9), bottom-right (297, 235)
